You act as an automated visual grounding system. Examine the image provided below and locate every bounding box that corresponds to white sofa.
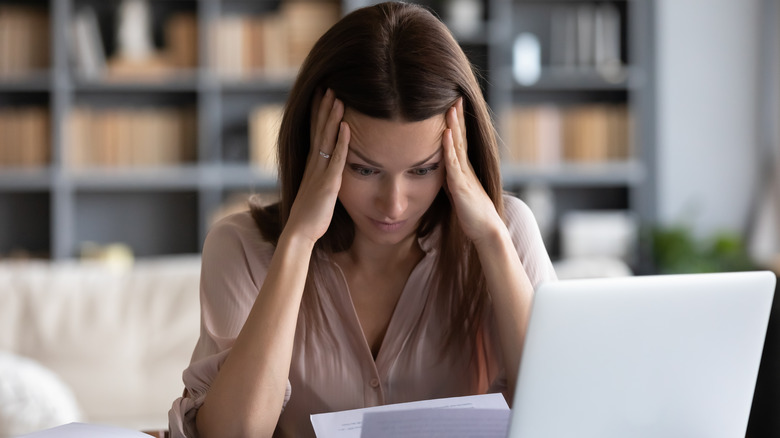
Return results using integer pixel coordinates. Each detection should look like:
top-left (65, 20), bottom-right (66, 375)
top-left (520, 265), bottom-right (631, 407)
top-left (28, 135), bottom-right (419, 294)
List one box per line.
top-left (0, 256), bottom-right (201, 437)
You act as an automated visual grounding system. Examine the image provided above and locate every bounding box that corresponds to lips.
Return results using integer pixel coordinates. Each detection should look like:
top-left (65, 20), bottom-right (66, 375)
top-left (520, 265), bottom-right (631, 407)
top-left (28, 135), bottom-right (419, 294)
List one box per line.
top-left (370, 218), bottom-right (407, 232)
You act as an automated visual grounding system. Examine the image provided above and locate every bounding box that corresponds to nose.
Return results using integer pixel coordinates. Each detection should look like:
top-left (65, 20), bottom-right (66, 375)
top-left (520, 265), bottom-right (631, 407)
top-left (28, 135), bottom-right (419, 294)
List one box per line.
top-left (376, 175), bottom-right (407, 220)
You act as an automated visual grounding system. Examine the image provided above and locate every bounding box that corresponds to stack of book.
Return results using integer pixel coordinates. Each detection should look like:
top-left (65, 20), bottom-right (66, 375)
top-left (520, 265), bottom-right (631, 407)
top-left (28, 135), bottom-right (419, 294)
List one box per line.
top-left (549, 3), bottom-right (623, 81)
top-left (211, 0), bottom-right (340, 80)
top-left (107, 12), bottom-right (199, 79)
top-left (502, 104), bottom-right (632, 165)
top-left (0, 108), bottom-right (50, 167)
top-left (70, 8), bottom-right (197, 80)
top-left (248, 103), bottom-right (285, 171)
top-left (283, 1), bottom-right (340, 70)
top-left (0, 6), bottom-right (50, 77)
top-left (66, 107), bottom-right (197, 167)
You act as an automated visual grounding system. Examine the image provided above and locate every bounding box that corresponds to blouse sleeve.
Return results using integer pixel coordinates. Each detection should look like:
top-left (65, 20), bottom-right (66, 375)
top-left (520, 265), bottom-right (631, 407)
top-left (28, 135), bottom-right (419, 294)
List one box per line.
top-left (486, 194), bottom-right (558, 396)
top-left (502, 194), bottom-right (558, 287)
top-left (168, 212), bottom-right (290, 438)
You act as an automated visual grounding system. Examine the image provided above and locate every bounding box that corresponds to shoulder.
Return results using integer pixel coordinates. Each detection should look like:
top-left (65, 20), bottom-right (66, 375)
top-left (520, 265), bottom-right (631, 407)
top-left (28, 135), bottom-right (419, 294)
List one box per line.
top-left (198, 211), bottom-right (276, 339)
top-left (501, 193), bottom-right (558, 286)
top-left (204, 211), bottom-right (274, 260)
top-left (201, 210), bottom-right (276, 290)
top-left (502, 193), bottom-right (539, 234)
top-left (503, 193), bottom-right (533, 220)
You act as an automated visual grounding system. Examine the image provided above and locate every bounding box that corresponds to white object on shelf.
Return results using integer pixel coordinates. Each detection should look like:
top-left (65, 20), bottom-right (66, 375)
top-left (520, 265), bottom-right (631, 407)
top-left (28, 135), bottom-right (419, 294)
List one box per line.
top-left (553, 256), bottom-right (633, 280)
top-left (560, 210), bottom-right (638, 262)
top-left (512, 32), bottom-right (541, 86)
top-left (521, 184), bottom-right (555, 244)
top-left (70, 7), bottom-right (106, 78)
top-left (445, 0), bottom-right (483, 39)
top-left (116, 0), bottom-right (154, 61)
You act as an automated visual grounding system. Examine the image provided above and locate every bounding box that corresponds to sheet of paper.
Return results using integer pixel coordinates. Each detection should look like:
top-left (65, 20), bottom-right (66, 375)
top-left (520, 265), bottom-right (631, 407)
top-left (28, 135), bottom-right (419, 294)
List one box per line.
top-left (310, 393), bottom-right (509, 438)
top-left (361, 408), bottom-right (510, 438)
top-left (17, 422), bottom-right (152, 437)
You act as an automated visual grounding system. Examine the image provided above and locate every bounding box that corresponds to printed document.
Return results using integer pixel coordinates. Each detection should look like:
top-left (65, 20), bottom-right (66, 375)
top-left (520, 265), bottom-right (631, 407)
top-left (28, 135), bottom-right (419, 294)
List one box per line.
top-left (310, 393), bottom-right (509, 438)
top-left (17, 422), bottom-right (152, 437)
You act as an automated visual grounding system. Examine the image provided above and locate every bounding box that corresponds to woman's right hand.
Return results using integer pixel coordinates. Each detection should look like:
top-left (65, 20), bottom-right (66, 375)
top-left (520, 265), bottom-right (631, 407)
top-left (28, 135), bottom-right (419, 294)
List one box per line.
top-left (284, 88), bottom-right (350, 245)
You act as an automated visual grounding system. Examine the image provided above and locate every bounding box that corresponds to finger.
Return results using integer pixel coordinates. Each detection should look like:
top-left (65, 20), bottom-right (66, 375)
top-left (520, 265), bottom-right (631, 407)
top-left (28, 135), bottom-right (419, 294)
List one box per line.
top-left (456, 97), bottom-right (467, 144)
top-left (319, 98), bottom-right (344, 156)
top-left (446, 107), bottom-right (465, 168)
top-left (311, 89), bottom-right (336, 159)
top-left (326, 121), bottom-right (350, 178)
top-left (309, 92), bottom-right (322, 161)
top-left (442, 128), bottom-right (460, 176)
top-left (447, 102), bottom-right (471, 173)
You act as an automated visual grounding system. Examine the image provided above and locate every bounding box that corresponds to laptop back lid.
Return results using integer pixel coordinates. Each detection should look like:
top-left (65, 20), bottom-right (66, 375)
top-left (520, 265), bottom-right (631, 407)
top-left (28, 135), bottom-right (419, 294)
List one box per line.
top-left (506, 271), bottom-right (775, 438)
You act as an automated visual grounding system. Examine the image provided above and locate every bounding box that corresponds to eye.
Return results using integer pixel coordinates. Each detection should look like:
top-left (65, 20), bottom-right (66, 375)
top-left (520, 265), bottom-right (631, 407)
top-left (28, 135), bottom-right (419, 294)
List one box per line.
top-left (350, 165), bottom-right (377, 177)
top-left (411, 163), bottom-right (440, 177)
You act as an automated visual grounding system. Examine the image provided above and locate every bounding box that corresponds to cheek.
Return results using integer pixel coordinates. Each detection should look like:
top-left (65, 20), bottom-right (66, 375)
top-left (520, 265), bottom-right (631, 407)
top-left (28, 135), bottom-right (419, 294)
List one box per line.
top-left (337, 174), bottom-right (367, 209)
top-left (426, 173), bottom-right (446, 196)
top-left (413, 176), bottom-right (446, 206)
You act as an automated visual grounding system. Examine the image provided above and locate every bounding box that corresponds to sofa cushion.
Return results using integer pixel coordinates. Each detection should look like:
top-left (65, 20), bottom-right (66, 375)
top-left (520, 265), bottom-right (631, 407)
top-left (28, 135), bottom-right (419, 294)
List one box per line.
top-left (0, 256), bottom-right (201, 430)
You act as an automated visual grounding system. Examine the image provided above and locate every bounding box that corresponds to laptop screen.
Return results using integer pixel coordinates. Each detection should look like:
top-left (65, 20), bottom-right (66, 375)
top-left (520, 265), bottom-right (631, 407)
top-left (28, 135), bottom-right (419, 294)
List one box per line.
top-left (506, 271), bottom-right (775, 438)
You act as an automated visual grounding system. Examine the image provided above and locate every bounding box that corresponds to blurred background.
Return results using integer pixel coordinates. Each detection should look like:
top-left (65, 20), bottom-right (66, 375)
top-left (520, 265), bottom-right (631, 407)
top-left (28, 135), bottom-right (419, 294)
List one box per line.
top-left (0, 0), bottom-right (778, 436)
top-left (0, 0), bottom-right (777, 278)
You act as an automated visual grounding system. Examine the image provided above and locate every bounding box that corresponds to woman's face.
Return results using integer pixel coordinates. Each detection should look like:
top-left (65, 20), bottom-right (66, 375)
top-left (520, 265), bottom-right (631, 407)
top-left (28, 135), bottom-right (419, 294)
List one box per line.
top-left (339, 108), bottom-right (447, 248)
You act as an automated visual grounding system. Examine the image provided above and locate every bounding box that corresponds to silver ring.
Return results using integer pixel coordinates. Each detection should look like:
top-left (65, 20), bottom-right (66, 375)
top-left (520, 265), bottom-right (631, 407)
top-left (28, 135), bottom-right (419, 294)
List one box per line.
top-left (319, 150), bottom-right (331, 159)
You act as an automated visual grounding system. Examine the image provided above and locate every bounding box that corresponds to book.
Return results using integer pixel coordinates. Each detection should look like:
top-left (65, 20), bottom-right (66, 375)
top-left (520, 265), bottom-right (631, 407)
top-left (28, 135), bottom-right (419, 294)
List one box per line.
top-left (283, 1), bottom-right (340, 69)
top-left (66, 107), bottom-right (196, 167)
top-left (70, 7), bottom-right (106, 79)
top-left (549, 3), bottom-right (623, 78)
top-left (503, 104), bottom-right (631, 165)
top-left (0, 107), bottom-right (49, 167)
top-left (249, 104), bottom-right (284, 171)
top-left (211, 2), bottom-right (340, 80)
top-left (503, 105), bottom-right (562, 165)
top-left (165, 13), bottom-right (198, 69)
top-left (0, 5), bottom-right (50, 77)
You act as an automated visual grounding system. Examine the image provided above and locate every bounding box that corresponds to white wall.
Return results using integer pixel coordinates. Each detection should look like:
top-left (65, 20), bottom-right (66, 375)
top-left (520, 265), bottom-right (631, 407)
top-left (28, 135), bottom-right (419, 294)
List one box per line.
top-left (656, 0), bottom-right (762, 238)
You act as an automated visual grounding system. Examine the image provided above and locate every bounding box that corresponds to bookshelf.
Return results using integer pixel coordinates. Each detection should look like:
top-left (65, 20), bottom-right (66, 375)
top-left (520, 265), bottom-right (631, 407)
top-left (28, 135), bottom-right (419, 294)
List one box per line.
top-left (488, 0), bottom-right (656, 271)
top-left (0, 0), bottom-right (656, 269)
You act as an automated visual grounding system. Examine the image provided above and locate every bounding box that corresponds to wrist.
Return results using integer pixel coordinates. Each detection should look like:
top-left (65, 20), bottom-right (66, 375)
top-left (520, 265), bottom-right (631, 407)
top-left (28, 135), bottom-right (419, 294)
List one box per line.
top-left (277, 228), bottom-right (317, 255)
top-left (472, 218), bottom-right (511, 250)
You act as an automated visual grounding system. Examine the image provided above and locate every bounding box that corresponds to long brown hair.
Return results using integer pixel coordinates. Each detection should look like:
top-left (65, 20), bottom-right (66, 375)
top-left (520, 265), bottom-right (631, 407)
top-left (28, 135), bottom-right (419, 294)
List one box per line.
top-left (250, 1), bottom-right (504, 348)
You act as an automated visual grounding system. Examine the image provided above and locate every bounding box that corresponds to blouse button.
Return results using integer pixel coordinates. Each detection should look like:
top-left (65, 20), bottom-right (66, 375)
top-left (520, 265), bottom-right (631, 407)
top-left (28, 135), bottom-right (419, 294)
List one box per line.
top-left (369, 378), bottom-right (380, 388)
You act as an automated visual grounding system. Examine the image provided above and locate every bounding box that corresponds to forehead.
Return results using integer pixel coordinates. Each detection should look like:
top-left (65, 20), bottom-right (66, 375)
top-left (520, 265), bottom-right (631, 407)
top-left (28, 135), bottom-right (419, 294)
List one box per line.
top-left (342, 108), bottom-right (446, 163)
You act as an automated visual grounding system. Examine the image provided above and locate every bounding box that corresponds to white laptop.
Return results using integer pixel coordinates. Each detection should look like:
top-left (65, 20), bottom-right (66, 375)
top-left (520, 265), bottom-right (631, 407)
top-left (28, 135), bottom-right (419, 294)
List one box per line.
top-left (506, 271), bottom-right (776, 438)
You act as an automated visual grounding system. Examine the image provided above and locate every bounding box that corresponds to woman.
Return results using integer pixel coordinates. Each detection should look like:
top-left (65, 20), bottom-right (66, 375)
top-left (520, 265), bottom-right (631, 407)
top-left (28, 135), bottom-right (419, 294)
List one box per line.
top-left (169, 2), bottom-right (556, 437)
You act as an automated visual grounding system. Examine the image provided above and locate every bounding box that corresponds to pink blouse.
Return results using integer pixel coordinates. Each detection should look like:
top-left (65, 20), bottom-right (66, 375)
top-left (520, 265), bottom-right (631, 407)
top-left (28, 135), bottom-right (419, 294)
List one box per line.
top-left (169, 195), bottom-right (557, 437)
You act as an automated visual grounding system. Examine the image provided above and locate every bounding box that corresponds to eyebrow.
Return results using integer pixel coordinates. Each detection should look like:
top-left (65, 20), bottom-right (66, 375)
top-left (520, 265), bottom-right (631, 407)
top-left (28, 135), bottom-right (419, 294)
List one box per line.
top-left (348, 147), bottom-right (442, 168)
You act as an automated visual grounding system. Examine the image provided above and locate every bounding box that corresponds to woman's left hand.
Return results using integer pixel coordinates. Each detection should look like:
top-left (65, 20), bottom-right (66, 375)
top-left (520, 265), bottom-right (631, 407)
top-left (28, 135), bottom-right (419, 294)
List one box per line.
top-left (442, 98), bottom-right (505, 246)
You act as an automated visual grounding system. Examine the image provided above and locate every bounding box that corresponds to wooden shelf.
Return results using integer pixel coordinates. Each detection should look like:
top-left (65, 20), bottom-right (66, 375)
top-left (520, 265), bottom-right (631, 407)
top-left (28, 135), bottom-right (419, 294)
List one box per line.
top-left (0, 72), bottom-right (51, 92)
top-left (0, 167), bottom-right (53, 191)
top-left (501, 161), bottom-right (645, 187)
